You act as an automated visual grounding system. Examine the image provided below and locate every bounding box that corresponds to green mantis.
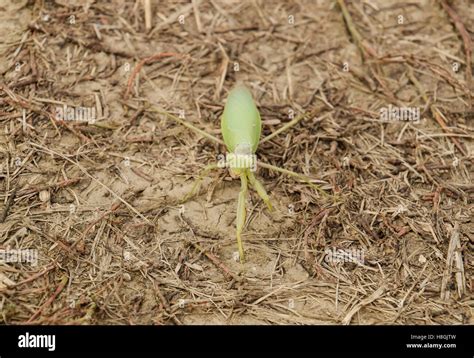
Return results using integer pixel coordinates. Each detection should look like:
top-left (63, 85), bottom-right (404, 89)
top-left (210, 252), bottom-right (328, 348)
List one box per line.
top-left (151, 84), bottom-right (329, 263)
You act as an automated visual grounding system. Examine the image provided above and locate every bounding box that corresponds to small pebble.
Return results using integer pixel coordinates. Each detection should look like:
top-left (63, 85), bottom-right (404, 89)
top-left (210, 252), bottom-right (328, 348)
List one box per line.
top-left (39, 190), bottom-right (50, 202)
top-left (123, 272), bottom-right (132, 281)
top-left (418, 254), bottom-right (427, 264)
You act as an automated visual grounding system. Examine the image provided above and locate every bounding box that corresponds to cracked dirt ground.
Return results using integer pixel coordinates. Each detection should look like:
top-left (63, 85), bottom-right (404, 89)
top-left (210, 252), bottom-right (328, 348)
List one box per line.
top-left (0, 0), bottom-right (472, 324)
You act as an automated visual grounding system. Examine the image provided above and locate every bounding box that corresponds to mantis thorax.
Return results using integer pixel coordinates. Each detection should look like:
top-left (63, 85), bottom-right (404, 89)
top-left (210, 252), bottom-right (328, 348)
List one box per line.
top-left (228, 142), bottom-right (257, 176)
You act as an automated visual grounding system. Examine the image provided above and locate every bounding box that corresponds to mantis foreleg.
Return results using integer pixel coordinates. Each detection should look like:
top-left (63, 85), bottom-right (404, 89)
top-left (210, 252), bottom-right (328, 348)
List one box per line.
top-left (246, 170), bottom-right (273, 211)
top-left (236, 171), bottom-right (248, 263)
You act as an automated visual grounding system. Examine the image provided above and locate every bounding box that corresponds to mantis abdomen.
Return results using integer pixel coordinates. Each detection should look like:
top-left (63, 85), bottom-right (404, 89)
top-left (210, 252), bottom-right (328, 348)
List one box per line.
top-left (221, 84), bottom-right (262, 154)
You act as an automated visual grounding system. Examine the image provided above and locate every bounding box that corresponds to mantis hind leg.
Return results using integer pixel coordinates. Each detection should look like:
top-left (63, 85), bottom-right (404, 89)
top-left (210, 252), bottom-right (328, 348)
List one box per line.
top-left (151, 106), bottom-right (224, 145)
top-left (246, 170), bottom-right (273, 211)
top-left (236, 171), bottom-right (248, 263)
top-left (260, 110), bottom-right (316, 144)
top-left (180, 163), bottom-right (220, 203)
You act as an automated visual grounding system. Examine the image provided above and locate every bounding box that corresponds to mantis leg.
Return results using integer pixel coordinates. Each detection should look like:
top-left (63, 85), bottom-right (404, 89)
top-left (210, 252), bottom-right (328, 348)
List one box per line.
top-left (181, 163), bottom-right (220, 203)
top-left (246, 170), bottom-right (273, 211)
top-left (147, 107), bottom-right (224, 203)
top-left (257, 161), bottom-right (331, 199)
top-left (260, 109), bottom-right (319, 144)
top-left (150, 105), bottom-right (225, 145)
top-left (236, 171), bottom-right (248, 263)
